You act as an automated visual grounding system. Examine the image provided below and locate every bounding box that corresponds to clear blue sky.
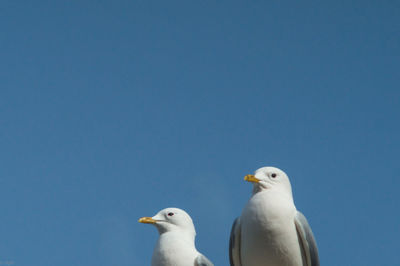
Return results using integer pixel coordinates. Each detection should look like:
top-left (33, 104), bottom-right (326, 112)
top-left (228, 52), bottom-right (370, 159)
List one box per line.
top-left (0, 1), bottom-right (399, 265)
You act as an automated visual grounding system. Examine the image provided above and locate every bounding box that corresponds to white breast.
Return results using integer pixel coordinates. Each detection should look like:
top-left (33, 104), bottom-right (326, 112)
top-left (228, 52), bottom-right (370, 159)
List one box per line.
top-left (151, 232), bottom-right (199, 266)
top-left (240, 190), bottom-right (304, 266)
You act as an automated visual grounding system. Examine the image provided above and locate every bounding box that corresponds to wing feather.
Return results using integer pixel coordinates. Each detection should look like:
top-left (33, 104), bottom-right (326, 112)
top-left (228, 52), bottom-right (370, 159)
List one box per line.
top-left (195, 254), bottom-right (214, 266)
top-left (229, 217), bottom-right (242, 266)
top-left (295, 211), bottom-right (320, 266)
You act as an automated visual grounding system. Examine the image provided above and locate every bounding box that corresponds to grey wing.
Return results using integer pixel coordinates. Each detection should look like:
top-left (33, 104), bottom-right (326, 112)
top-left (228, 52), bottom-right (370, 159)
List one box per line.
top-left (194, 254), bottom-right (214, 266)
top-left (294, 211), bottom-right (320, 266)
top-left (229, 217), bottom-right (241, 266)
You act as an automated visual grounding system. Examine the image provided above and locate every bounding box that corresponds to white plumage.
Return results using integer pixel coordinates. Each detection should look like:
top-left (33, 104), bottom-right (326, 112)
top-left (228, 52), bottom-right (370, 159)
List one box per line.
top-left (139, 207), bottom-right (214, 266)
top-left (229, 166), bottom-right (319, 266)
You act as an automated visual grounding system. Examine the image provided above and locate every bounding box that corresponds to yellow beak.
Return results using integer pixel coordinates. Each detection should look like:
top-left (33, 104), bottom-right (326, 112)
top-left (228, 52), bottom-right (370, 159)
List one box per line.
top-left (244, 174), bottom-right (260, 183)
top-left (138, 217), bottom-right (157, 224)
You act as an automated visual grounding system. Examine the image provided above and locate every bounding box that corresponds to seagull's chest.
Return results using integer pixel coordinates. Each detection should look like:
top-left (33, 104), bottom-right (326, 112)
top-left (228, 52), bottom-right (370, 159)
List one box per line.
top-left (244, 192), bottom-right (295, 230)
top-left (151, 234), bottom-right (198, 266)
top-left (241, 192), bottom-right (303, 266)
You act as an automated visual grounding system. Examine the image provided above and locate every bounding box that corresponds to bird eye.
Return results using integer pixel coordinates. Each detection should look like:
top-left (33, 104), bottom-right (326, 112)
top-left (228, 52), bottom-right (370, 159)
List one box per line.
top-left (271, 173), bottom-right (277, 178)
top-left (167, 212), bottom-right (174, 216)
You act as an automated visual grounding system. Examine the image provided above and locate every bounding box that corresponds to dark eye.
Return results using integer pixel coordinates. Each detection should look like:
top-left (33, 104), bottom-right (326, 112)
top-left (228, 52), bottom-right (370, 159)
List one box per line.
top-left (271, 173), bottom-right (277, 178)
top-left (167, 212), bottom-right (174, 216)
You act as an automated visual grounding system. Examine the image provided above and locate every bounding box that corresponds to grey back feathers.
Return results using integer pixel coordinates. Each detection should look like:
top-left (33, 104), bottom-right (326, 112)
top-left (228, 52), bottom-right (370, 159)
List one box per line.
top-left (229, 217), bottom-right (241, 266)
top-left (294, 211), bottom-right (320, 266)
top-left (195, 254), bottom-right (214, 266)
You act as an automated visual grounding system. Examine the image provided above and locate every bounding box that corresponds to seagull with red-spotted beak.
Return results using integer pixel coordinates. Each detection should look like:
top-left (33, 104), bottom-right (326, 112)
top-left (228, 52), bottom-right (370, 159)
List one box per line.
top-left (139, 207), bottom-right (214, 266)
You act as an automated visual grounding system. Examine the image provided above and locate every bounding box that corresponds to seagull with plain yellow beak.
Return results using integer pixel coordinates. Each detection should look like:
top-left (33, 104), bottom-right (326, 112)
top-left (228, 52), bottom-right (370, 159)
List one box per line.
top-left (229, 166), bottom-right (319, 266)
top-left (139, 207), bottom-right (214, 266)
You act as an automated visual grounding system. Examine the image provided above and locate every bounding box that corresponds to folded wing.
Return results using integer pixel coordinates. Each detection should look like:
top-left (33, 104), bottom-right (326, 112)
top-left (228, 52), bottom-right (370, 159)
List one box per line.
top-left (294, 211), bottom-right (320, 266)
top-left (195, 253), bottom-right (214, 266)
top-left (229, 217), bottom-right (242, 266)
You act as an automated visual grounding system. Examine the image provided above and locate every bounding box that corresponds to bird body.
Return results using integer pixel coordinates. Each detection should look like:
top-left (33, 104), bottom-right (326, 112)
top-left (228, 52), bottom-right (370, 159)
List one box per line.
top-left (151, 230), bottom-right (199, 266)
top-left (240, 189), bottom-right (304, 266)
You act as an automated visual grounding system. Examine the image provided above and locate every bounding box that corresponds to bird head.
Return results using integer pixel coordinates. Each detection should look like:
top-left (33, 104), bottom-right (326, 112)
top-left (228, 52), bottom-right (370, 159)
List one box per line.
top-left (244, 166), bottom-right (293, 196)
top-left (138, 207), bottom-right (196, 236)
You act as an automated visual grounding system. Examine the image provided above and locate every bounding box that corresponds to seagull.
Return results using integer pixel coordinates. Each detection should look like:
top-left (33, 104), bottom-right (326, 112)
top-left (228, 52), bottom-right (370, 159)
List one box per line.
top-left (229, 166), bottom-right (319, 266)
top-left (139, 207), bottom-right (214, 266)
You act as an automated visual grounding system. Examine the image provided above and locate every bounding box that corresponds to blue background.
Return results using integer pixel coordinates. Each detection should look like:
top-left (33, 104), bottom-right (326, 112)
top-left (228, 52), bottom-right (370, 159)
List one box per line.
top-left (1, 1), bottom-right (399, 265)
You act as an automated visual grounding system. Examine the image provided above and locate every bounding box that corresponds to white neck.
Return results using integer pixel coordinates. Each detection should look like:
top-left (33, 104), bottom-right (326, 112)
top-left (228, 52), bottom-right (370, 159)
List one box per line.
top-left (252, 185), bottom-right (294, 203)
